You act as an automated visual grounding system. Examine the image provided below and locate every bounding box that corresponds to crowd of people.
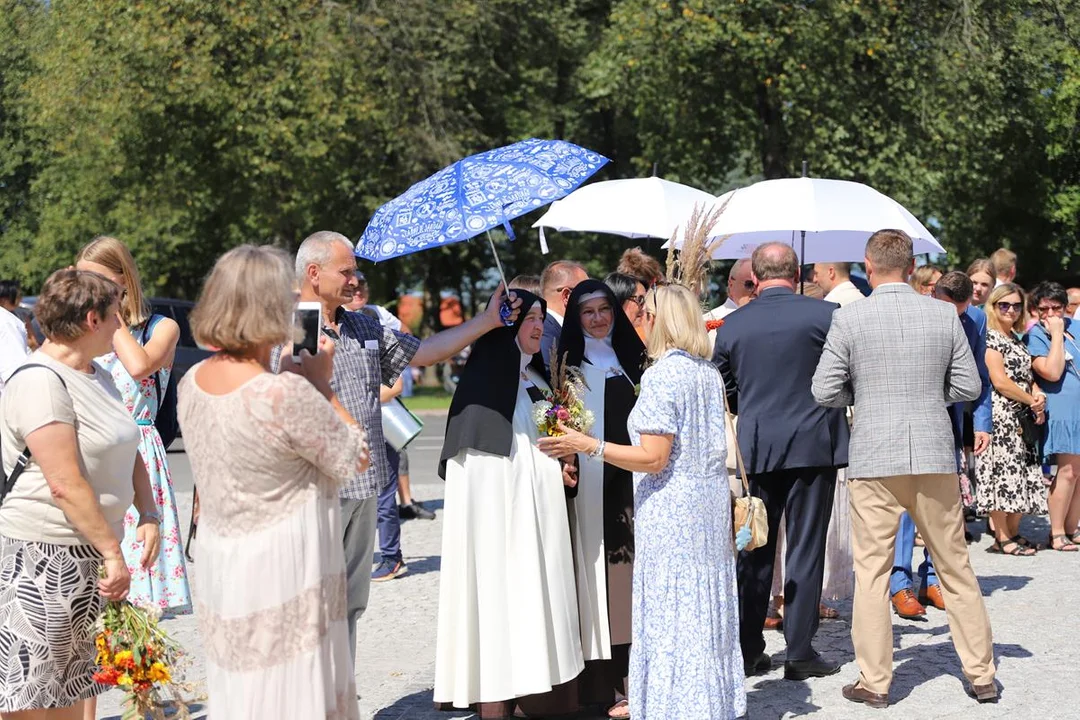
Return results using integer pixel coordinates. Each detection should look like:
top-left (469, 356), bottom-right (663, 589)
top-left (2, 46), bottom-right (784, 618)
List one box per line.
top-left (0, 227), bottom-right (1076, 720)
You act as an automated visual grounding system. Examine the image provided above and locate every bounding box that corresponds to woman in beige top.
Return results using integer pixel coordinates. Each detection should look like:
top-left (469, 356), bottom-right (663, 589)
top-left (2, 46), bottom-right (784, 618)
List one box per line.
top-left (177, 245), bottom-right (370, 720)
top-left (0, 269), bottom-right (160, 719)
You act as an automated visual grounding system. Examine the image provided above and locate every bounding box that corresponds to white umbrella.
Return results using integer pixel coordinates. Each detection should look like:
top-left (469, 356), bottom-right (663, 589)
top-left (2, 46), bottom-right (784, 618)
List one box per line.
top-left (669, 177), bottom-right (944, 262)
top-left (532, 177), bottom-right (716, 253)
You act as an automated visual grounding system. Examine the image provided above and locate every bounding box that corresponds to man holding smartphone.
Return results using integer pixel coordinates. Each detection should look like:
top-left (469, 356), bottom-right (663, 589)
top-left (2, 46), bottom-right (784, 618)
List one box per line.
top-left (283, 230), bottom-right (520, 672)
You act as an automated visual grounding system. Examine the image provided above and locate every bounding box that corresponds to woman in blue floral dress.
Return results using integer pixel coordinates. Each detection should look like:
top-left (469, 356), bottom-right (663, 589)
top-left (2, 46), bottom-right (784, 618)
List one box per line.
top-left (540, 284), bottom-right (746, 720)
top-left (77, 237), bottom-right (193, 615)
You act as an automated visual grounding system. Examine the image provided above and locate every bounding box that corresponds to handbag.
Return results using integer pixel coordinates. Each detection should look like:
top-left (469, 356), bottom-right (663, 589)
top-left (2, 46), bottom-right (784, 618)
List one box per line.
top-left (722, 383), bottom-right (768, 552)
top-left (1017, 406), bottom-right (1042, 449)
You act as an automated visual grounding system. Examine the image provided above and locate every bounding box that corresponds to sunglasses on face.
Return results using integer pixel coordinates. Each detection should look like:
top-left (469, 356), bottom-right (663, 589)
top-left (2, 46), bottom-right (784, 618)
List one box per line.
top-left (996, 302), bottom-right (1023, 313)
top-left (1038, 304), bottom-right (1065, 314)
top-left (627, 295), bottom-right (645, 307)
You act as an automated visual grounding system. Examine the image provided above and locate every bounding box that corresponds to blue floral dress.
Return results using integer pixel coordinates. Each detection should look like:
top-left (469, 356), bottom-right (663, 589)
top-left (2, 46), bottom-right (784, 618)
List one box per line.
top-left (97, 317), bottom-right (192, 614)
top-left (627, 349), bottom-right (746, 719)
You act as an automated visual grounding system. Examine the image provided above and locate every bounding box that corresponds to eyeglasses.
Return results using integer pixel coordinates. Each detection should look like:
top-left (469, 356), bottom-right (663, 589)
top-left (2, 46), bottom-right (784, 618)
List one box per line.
top-left (1038, 304), bottom-right (1065, 314)
top-left (996, 301), bottom-right (1023, 313)
top-left (627, 295), bottom-right (645, 307)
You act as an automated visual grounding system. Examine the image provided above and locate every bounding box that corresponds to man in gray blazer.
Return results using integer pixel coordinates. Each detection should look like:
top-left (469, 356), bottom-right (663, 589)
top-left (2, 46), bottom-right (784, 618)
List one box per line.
top-left (812, 229), bottom-right (997, 709)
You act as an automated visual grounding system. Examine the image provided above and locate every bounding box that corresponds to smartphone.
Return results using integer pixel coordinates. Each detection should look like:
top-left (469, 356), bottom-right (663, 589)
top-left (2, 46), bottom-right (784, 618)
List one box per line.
top-left (292, 301), bottom-right (321, 360)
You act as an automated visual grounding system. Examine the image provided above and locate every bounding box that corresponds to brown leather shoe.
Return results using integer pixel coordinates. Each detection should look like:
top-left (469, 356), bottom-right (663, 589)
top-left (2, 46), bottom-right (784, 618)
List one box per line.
top-left (890, 589), bottom-right (926, 619)
top-left (919, 584), bottom-right (945, 611)
top-left (970, 683), bottom-right (999, 703)
top-left (764, 615), bottom-right (783, 630)
top-left (842, 683), bottom-right (889, 709)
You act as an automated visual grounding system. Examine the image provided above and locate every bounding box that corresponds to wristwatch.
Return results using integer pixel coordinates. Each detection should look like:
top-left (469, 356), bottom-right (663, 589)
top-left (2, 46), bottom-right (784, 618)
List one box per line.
top-left (140, 511), bottom-right (161, 524)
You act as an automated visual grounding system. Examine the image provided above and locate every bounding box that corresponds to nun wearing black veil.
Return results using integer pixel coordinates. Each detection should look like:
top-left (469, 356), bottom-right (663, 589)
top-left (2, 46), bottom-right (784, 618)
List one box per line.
top-left (433, 291), bottom-right (584, 720)
top-left (557, 279), bottom-right (645, 719)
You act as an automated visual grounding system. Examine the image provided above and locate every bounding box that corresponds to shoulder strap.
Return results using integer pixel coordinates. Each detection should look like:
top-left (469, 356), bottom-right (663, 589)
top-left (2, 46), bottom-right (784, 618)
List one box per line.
top-left (2, 363), bottom-right (69, 504)
top-left (716, 369), bottom-right (750, 497)
top-left (138, 316), bottom-right (164, 404)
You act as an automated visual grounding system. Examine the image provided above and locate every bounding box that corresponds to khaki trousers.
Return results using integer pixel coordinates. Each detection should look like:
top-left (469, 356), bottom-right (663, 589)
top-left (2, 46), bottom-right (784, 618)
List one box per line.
top-left (849, 473), bottom-right (995, 694)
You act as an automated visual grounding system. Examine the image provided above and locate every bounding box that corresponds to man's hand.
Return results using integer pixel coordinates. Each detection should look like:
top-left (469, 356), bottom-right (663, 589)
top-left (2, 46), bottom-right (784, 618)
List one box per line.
top-left (973, 431), bottom-right (991, 456)
top-left (482, 283), bottom-right (521, 330)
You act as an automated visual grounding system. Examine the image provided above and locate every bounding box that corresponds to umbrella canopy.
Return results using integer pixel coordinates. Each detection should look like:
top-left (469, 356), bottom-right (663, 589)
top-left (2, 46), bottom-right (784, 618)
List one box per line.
top-left (669, 177), bottom-right (944, 262)
top-left (531, 177), bottom-right (716, 247)
top-left (355, 138), bottom-right (609, 262)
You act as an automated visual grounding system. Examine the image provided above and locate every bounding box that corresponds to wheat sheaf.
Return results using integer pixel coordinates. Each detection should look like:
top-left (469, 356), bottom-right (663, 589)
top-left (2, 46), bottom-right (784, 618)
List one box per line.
top-left (665, 195), bottom-right (733, 303)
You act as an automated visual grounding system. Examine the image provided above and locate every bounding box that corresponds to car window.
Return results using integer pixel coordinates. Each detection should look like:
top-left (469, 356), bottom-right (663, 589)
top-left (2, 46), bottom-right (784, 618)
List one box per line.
top-left (150, 301), bottom-right (197, 349)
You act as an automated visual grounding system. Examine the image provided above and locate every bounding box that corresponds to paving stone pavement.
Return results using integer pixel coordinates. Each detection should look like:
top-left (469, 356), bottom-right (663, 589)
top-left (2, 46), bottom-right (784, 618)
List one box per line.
top-left (99, 416), bottom-right (1080, 719)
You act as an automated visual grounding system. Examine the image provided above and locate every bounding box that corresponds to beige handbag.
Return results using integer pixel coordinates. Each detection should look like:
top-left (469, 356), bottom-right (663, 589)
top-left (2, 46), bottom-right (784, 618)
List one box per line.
top-left (723, 388), bottom-right (768, 552)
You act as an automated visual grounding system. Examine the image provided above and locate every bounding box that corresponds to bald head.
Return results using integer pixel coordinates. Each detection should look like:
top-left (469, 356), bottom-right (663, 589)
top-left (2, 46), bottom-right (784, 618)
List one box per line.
top-left (540, 260), bottom-right (588, 315)
top-left (751, 243), bottom-right (799, 289)
top-left (1068, 287), bottom-right (1080, 317)
top-left (812, 262), bottom-right (851, 294)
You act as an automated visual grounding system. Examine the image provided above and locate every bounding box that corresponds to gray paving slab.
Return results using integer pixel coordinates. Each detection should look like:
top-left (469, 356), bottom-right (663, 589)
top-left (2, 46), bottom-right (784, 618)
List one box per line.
top-left (99, 417), bottom-right (1080, 719)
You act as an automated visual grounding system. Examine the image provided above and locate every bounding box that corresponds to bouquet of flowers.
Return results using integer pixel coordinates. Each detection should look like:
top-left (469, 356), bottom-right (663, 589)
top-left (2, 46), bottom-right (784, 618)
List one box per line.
top-left (532, 349), bottom-right (595, 436)
top-left (93, 599), bottom-right (197, 720)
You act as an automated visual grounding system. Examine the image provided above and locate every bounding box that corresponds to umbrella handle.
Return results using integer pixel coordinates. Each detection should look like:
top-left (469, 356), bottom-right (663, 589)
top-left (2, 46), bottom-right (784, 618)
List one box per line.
top-left (485, 230), bottom-right (515, 326)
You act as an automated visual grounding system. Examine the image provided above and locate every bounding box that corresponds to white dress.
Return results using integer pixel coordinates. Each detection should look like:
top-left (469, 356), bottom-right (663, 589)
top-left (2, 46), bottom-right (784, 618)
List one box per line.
top-left (434, 367), bottom-right (584, 707)
top-left (178, 370), bottom-right (364, 720)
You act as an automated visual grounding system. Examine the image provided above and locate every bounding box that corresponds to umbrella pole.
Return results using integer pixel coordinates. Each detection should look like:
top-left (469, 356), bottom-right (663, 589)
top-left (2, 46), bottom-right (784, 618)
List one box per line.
top-left (800, 229), bottom-right (806, 294)
top-left (484, 230), bottom-right (511, 291)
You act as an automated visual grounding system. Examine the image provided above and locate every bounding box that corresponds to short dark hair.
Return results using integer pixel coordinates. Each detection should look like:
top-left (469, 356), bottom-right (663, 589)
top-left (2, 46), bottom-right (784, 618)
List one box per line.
top-left (1030, 281), bottom-right (1068, 310)
top-left (935, 271), bottom-right (974, 303)
top-left (0, 279), bottom-right (19, 305)
top-left (36, 269), bottom-right (119, 342)
top-left (750, 243), bottom-right (799, 282)
top-left (603, 272), bottom-right (642, 306)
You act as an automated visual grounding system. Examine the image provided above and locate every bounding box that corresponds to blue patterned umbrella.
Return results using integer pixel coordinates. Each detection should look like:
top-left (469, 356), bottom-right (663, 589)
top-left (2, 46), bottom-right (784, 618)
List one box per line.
top-left (355, 138), bottom-right (609, 264)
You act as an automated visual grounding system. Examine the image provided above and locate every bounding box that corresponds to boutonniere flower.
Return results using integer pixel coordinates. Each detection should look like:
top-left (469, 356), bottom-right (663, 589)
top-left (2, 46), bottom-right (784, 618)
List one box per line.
top-left (633, 383), bottom-right (641, 396)
top-left (705, 318), bottom-right (725, 332)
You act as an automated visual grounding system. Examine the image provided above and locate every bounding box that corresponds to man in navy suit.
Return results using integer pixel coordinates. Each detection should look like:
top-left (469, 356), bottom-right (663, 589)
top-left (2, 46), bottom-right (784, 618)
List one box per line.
top-left (539, 260), bottom-right (588, 368)
top-left (713, 242), bottom-right (850, 681)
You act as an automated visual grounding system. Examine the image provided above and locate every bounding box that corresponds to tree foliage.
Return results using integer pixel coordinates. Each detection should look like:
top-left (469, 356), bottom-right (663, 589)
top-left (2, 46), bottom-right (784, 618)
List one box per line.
top-left (3, 0), bottom-right (1080, 321)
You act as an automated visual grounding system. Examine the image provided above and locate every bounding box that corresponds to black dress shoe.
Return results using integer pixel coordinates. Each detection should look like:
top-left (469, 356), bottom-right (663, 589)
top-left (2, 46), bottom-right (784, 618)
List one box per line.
top-left (743, 652), bottom-right (771, 677)
top-left (784, 656), bottom-right (841, 680)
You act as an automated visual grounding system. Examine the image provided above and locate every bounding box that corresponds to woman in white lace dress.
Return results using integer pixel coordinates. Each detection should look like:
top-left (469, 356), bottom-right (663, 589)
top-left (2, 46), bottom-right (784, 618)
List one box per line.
top-left (178, 246), bottom-right (369, 719)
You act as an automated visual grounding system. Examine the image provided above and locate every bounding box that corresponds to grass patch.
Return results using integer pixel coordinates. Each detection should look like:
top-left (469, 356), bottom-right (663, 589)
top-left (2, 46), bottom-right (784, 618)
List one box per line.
top-left (402, 385), bottom-right (453, 411)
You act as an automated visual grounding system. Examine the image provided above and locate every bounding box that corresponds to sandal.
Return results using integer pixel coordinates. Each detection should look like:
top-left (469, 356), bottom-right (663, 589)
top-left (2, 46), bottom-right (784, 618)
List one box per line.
top-left (818, 603), bottom-right (840, 619)
top-left (998, 539), bottom-right (1036, 556)
top-left (1048, 534), bottom-right (1079, 552)
top-left (608, 699), bottom-right (631, 719)
top-left (1068, 531), bottom-right (1080, 546)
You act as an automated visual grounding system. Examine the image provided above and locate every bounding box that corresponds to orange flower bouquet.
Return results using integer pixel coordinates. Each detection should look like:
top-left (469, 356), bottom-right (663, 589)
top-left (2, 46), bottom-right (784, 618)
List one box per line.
top-left (93, 600), bottom-right (196, 719)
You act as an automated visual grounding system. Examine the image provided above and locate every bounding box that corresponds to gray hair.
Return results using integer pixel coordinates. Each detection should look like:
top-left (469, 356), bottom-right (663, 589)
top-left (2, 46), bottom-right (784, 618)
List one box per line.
top-left (295, 231), bottom-right (354, 279)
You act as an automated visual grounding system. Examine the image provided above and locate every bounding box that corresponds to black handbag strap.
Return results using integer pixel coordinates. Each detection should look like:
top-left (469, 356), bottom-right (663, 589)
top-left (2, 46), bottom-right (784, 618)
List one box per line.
top-left (140, 316), bottom-right (163, 406)
top-left (1, 363), bottom-right (69, 504)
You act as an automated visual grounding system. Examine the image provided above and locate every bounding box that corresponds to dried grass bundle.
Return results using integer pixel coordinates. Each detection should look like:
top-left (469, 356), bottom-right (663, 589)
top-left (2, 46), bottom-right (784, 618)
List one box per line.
top-left (665, 195), bottom-right (732, 302)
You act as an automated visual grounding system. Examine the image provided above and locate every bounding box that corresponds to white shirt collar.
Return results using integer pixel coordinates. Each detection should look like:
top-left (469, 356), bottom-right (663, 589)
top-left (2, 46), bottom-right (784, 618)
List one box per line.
top-left (583, 331), bottom-right (623, 376)
top-left (547, 309), bottom-right (564, 326)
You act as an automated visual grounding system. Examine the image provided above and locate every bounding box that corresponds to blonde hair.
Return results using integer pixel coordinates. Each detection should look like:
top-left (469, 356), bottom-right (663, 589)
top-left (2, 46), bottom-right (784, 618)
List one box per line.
top-left (990, 248), bottom-right (1017, 278)
top-left (985, 283), bottom-right (1028, 335)
top-left (644, 284), bottom-right (711, 360)
top-left (76, 235), bottom-right (149, 327)
top-left (909, 264), bottom-right (942, 295)
top-left (191, 245), bottom-right (295, 355)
